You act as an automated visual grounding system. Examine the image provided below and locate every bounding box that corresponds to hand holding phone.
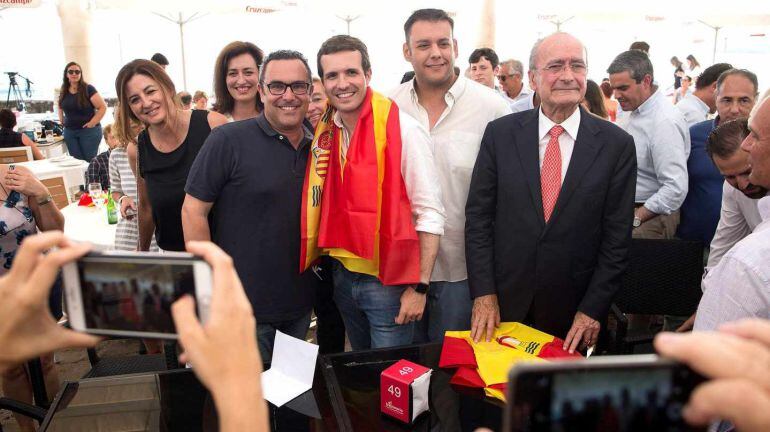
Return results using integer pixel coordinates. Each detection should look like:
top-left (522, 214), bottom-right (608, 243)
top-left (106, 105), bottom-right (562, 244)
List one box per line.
top-left (120, 196), bottom-right (137, 220)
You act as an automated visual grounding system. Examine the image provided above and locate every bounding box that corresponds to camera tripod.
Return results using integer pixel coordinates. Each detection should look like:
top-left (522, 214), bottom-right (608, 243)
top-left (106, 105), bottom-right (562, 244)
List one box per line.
top-left (4, 72), bottom-right (34, 112)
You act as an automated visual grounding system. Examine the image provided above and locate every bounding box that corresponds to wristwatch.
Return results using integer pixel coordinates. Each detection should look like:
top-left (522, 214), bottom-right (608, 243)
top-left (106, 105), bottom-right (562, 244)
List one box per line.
top-left (36, 194), bottom-right (53, 206)
top-left (633, 215), bottom-right (642, 228)
top-left (414, 282), bottom-right (429, 294)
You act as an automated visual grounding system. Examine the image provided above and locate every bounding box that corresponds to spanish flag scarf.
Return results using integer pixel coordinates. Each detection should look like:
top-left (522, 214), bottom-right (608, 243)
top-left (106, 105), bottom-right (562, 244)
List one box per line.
top-left (300, 88), bottom-right (420, 285)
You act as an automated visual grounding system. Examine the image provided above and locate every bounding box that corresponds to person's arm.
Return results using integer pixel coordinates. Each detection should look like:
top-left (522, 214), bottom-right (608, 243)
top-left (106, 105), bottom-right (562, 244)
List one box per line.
top-left (171, 241), bottom-right (268, 432)
top-left (182, 195), bottom-right (213, 243)
top-left (58, 106), bottom-right (64, 125)
top-left (465, 123), bottom-right (501, 342)
top-left (0, 232), bottom-right (99, 373)
top-left (21, 133), bottom-right (45, 160)
top-left (4, 166), bottom-right (64, 231)
top-left (639, 120), bottom-right (689, 218)
top-left (84, 91), bottom-right (107, 128)
top-left (129, 142), bottom-right (154, 250)
top-left (563, 133), bottom-right (637, 353)
top-left (394, 116), bottom-right (445, 324)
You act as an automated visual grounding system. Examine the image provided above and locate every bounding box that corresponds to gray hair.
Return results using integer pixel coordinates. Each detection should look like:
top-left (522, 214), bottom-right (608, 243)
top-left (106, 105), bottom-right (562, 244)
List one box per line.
top-left (528, 32), bottom-right (587, 72)
top-left (501, 59), bottom-right (524, 76)
top-left (716, 69), bottom-right (759, 96)
top-left (749, 88), bottom-right (770, 123)
top-left (607, 50), bottom-right (654, 83)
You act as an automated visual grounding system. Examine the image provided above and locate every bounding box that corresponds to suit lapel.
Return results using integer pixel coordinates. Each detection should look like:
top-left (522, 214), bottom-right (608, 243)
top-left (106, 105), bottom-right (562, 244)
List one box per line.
top-left (542, 108), bottom-right (603, 236)
top-left (512, 110), bottom-right (545, 226)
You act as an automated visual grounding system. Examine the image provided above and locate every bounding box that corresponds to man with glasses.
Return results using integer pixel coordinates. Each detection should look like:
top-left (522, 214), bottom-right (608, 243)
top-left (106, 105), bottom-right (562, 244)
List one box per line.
top-left (182, 50), bottom-right (318, 361)
top-left (498, 58), bottom-right (532, 110)
top-left (301, 35), bottom-right (445, 350)
top-left (466, 32), bottom-right (636, 352)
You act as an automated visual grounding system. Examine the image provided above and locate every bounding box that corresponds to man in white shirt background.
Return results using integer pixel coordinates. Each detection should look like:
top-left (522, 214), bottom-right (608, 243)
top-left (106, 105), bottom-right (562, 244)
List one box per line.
top-left (468, 47), bottom-right (499, 90)
top-left (675, 62), bottom-right (733, 127)
top-left (390, 8), bottom-right (510, 343)
top-left (497, 59), bottom-right (532, 110)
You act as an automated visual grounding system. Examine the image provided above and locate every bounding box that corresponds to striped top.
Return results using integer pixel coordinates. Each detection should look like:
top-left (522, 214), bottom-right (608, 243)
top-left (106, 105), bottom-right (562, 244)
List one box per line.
top-left (108, 147), bottom-right (157, 251)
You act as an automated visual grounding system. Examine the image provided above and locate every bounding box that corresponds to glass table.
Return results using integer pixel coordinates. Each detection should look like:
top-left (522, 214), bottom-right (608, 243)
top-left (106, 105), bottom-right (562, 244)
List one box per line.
top-left (37, 343), bottom-right (500, 431)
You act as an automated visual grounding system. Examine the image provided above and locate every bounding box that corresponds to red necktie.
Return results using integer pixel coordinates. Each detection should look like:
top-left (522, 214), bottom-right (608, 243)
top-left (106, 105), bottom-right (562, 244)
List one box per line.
top-left (541, 125), bottom-right (564, 222)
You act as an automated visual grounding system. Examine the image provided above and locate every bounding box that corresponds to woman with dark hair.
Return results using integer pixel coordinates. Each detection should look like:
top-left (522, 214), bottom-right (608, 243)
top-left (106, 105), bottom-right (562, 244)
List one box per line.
top-left (57, 62), bottom-right (107, 161)
top-left (671, 56), bottom-right (684, 89)
top-left (114, 59), bottom-right (226, 252)
top-left (599, 81), bottom-right (618, 122)
top-left (0, 109), bottom-right (44, 159)
top-left (581, 80), bottom-right (609, 120)
top-left (212, 41), bottom-right (264, 121)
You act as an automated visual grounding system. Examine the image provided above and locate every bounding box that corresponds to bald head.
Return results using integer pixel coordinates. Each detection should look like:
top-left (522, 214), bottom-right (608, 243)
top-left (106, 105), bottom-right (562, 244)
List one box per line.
top-left (528, 32), bottom-right (588, 121)
top-left (742, 97), bottom-right (770, 188)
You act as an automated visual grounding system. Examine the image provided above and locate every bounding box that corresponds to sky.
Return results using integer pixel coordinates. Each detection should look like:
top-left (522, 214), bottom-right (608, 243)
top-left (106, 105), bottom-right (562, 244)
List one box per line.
top-left (1, 0), bottom-right (769, 106)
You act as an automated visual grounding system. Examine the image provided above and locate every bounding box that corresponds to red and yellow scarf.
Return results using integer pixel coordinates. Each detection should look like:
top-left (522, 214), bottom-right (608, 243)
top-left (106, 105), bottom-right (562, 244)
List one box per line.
top-left (300, 88), bottom-right (420, 285)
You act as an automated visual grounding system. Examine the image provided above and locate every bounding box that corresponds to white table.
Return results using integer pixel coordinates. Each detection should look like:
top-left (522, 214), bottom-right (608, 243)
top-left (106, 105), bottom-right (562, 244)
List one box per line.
top-left (61, 203), bottom-right (117, 250)
top-left (18, 157), bottom-right (88, 197)
top-left (35, 137), bottom-right (67, 158)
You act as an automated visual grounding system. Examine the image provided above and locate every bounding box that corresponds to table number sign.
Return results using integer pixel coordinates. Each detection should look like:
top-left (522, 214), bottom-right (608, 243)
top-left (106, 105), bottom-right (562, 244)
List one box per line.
top-left (380, 359), bottom-right (431, 423)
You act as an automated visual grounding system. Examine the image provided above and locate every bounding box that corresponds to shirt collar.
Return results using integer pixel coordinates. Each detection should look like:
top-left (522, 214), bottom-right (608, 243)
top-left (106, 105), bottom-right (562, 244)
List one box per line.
top-left (685, 92), bottom-right (709, 112)
top-left (635, 87), bottom-right (664, 116)
top-left (408, 75), bottom-right (467, 107)
top-left (256, 113), bottom-right (313, 143)
top-left (538, 105), bottom-right (581, 141)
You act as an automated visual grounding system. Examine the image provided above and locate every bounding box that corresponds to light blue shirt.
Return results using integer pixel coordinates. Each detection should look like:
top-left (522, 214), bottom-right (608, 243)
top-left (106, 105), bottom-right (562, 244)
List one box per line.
top-left (620, 88), bottom-right (689, 215)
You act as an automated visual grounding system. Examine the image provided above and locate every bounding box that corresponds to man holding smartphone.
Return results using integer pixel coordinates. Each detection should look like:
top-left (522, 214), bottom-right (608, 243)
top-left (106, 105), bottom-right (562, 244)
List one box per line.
top-left (182, 50), bottom-right (318, 361)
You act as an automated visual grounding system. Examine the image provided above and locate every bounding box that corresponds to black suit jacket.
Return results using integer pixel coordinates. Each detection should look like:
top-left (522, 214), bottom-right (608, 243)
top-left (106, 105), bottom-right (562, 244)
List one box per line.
top-left (465, 107), bottom-right (637, 338)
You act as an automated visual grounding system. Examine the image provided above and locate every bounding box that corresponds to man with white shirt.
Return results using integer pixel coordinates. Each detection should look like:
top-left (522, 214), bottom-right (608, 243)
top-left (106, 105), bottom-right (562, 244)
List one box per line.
top-left (675, 63), bottom-right (733, 127)
top-left (301, 35), bottom-right (445, 350)
top-left (468, 47), bottom-right (499, 89)
top-left (694, 97), bottom-right (770, 330)
top-left (498, 59), bottom-right (532, 109)
top-left (608, 50), bottom-right (689, 240)
top-left (390, 8), bottom-right (510, 342)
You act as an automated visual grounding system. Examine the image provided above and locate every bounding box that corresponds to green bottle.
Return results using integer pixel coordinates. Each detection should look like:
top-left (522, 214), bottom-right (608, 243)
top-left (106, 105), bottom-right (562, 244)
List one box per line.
top-left (106, 190), bottom-right (118, 225)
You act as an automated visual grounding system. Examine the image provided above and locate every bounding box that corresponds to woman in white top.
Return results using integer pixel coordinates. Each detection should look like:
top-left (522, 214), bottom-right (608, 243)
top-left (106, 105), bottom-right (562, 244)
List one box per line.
top-left (686, 54), bottom-right (702, 79)
top-left (212, 41), bottom-right (264, 122)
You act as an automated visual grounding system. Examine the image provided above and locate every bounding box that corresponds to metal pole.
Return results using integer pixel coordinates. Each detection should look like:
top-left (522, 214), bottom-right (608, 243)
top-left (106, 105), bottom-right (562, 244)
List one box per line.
top-left (179, 12), bottom-right (187, 91)
top-left (712, 27), bottom-right (720, 63)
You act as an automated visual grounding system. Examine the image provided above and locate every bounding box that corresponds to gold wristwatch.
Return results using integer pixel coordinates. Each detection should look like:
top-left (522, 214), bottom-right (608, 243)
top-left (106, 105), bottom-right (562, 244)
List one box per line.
top-left (36, 194), bottom-right (53, 206)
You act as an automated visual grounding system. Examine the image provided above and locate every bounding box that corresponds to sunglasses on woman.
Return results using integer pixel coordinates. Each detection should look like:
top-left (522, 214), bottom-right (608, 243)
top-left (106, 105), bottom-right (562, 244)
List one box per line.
top-left (67, 70), bottom-right (81, 75)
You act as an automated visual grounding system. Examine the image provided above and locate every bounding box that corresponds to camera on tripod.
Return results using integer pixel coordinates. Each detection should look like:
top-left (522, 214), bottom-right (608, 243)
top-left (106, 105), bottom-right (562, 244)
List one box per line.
top-left (4, 71), bottom-right (34, 112)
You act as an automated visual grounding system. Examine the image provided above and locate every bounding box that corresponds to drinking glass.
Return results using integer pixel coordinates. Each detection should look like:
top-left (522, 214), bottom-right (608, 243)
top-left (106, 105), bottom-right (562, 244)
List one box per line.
top-left (88, 183), bottom-right (103, 208)
top-left (45, 129), bottom-right (54, 143)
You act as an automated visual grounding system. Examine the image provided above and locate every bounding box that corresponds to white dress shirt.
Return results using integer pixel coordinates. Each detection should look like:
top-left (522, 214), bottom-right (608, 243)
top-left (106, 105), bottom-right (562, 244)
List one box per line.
top-left (620, 88), bottom-right (689, 215)
top-left (538, 107), bottom-right (580, 181)
top-left (675, 92), bottom-right (710, 127)
top-left (333, 108), bottom-right (446, 237)
top-left (694, 196), bottom-right (770, 331)
top-left (499, 86), bottom-right (533, 111)
top-left (389, 76), bottom-right (510, 282)
top-left (705, 182), bottom-right (764, 278)
top-left (510, 93), bottom-right (536, 113)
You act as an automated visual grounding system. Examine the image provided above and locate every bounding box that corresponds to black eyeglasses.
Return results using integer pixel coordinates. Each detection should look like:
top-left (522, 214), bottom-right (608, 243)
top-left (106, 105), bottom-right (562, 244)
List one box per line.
top-left (263, 81), bottom-right (311, 96)
top-left (67, 70), bottom-right (81, 75)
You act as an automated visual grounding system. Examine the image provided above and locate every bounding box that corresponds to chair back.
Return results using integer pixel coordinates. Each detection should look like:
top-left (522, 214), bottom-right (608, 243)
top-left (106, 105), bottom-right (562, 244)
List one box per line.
top-left (40, 176), bottom-right (70, 209)
top-left (613, 238), bottom-right (704, 316)
top-left (0, 146), bottom-right (33, 163)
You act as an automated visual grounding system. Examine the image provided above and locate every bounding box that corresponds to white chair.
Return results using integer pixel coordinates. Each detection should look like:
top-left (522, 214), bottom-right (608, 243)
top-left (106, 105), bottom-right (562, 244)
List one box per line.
top-left (0, 146), bottom-right (33, 163)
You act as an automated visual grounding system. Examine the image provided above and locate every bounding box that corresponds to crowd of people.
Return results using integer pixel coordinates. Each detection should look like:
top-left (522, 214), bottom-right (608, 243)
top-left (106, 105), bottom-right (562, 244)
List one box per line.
top-left (1, 6), bottom-right (770, 431)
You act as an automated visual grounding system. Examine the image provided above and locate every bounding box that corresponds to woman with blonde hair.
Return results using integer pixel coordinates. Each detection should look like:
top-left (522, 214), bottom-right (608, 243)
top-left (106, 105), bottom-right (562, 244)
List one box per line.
top-left (114, 59), bottom-right (226, 252)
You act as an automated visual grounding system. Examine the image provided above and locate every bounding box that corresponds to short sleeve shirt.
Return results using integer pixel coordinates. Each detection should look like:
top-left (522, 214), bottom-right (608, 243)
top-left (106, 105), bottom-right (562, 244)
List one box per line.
top-left (61, 84), bottom-right (98, 129)
top-left (185, 114), bottom-right (317, 322)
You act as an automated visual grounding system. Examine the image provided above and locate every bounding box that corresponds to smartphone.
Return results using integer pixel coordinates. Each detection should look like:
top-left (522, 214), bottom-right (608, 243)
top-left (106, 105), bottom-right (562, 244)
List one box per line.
top-left (505, 354), bottom-right (706, 432)
top-left (63, 251), bottom-right (213, 339)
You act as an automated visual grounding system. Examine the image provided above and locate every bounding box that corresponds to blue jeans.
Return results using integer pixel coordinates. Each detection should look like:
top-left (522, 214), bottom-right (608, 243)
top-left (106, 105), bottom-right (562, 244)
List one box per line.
top-left (63, 124), bottom-right (102, 162)
top-left (414, 279), bottom-right (473, 343)
top-left (256, 312), bottom-right (312, 364)
top-left (332, 260), bottom-right (414, 350)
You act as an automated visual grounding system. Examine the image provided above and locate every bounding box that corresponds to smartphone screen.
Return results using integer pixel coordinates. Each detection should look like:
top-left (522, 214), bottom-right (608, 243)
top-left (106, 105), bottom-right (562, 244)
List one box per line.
top-left (64, 253), bottom-right (211, 339)
top-left (508, 357), bottom-right (706, 432)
